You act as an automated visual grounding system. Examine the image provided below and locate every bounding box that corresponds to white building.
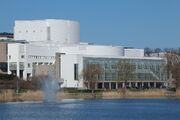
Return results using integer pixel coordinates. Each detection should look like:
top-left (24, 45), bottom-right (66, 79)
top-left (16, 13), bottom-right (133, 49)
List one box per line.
top-left (7, 19), bottom-right (167, 89)
top-left (8, 43), bottom-right (58, 79)
top-left (60, 54), bottom-right (167, 89)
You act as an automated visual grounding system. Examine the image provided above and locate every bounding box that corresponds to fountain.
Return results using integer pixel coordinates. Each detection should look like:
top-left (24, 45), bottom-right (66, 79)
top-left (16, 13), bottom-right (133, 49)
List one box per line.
top-left (41, 73), bottom-right (63, 102)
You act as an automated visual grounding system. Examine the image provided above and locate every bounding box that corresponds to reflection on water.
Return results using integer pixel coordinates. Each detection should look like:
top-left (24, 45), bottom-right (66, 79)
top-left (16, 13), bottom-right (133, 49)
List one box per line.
top-left (1, 99), bottom-right (180, 120)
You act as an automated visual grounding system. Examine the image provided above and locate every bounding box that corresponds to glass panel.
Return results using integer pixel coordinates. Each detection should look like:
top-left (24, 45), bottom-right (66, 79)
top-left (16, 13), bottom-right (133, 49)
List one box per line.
top-left (9, 62), bottom-right (17, 70)
top-left (83, 57), bottom-right (167, 82)
top-left (19, 62), bottom-right (24, 70)
top-left (74, 64), bottom-right (78, 80)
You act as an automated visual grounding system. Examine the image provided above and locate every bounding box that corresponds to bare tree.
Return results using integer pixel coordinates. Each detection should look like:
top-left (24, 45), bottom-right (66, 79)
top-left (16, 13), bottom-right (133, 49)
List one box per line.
top-left (165, 50), bottom-right (180, 88)
top-left (154, 48), bottom-right (162, 57)
top-left (116, 60), bottom-right (136, 89)
top-left (144, 47), bottom-right (153, 57)
top-left (82, 64), bottom-right (102, 93)
top-left (178, 48), bottom-right (180, 55)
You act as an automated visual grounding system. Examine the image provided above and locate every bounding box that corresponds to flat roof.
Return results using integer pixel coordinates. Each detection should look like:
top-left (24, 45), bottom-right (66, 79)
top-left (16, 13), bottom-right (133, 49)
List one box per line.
top-left (64, 54), bottom-right (164, 60)
top-left (0, 39), bottom-right (28, 44)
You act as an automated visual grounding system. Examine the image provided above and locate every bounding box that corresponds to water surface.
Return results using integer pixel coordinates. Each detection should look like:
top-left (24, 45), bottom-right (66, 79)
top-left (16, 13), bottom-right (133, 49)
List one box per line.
top-left (0, 99), bottom-right (180, 120)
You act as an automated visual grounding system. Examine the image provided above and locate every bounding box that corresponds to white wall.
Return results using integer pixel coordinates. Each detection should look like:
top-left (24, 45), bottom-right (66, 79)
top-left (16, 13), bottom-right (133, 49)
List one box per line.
top-left (8, 43), bottom-right (26, 77)
top-left (14, 19), bottom-right (80, 44)
top-left (14, 20), bottom-right (47, 42)
top-left (61, 45), bottom-right (124, 56)
top-left (61, 54), bottom-right (81, 88)
top-left (124, 49), bottom-right (144, 57)
top-left (8, 43), bottom-right (20, 62)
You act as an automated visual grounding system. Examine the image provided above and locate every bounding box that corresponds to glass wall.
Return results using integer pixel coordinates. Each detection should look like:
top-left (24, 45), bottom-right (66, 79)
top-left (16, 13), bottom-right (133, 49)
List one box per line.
top-left (83, 57), bottom-right (167, 81)
top-left (74, 64), bottom-right (78, 80)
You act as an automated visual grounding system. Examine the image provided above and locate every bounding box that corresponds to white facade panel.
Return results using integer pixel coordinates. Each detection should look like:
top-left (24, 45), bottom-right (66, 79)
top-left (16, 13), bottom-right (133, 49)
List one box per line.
top-left (14, 21), bottom-right (47, 42)
top-left (61, 45), bottom-right (124, 56)
top-left (61, 54), bottom-right (81, 88)
top-left (124, 49), bottom-right (144, 57)
top-left (8, 43), bottom-right (20, 62)
top-left (14, 19), bottom-right (80, 45)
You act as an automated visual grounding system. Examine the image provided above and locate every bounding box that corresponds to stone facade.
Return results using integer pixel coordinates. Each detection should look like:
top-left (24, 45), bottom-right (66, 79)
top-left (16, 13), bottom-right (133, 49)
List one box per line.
top-left (0, 42), bottom-right (7, 62)
top-left (33, 64), bottom-right (55, 77)
top-left (0, 42), bottom-right (8, 73)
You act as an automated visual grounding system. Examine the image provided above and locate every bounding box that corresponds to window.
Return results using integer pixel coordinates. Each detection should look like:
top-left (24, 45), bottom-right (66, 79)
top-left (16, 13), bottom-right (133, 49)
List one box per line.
top-left (21, 55), bottom-right (25, 59)
top-left (38, 63), bottom-right (43, 65)
top-left (47, 26), bottom-right (51, 40)
top-left (74, 64), bottom-right (78, 80)
top-left (28, 63), bottom-right (31, 68)
top-left (20, 62), bottom-right (24, 69)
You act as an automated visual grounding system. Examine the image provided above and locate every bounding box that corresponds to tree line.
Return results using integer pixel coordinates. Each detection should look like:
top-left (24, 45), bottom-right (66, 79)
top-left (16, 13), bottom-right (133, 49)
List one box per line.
top-left (144, 47), bottom-right (180, 88)
top-left (144, 47), bottom-right (180, 57)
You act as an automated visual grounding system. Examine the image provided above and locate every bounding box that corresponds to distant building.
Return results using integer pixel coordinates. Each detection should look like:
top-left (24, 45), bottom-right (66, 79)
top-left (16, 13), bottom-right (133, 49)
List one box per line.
top-left (0, 39), bottom-right (26, 74)
top-left (0, 32), bottom-right (13, 40)
top-left (6, 19), bottom-right (168, 89)
top-left (0, 32), bottom-right (14, 73)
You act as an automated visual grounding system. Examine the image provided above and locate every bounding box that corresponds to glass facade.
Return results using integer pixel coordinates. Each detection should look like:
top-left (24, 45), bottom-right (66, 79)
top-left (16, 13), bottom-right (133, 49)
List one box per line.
top-left (9, 62), bottom-right (24, 70)
top-left (9, 62), bottom-right (17, 70)
top-left (83, 57), bottom-right (167, 81)
top-left (74, 64), bottom-right (78, 80)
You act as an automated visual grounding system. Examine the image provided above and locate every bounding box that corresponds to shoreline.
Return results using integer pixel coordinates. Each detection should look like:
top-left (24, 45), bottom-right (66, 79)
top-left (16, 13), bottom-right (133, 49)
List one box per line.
top-left (0, 89), bottom-right (179, 103)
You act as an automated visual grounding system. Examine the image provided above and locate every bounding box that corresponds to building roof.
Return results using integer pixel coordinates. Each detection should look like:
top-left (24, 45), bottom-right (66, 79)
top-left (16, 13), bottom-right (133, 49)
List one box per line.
top-left (0, 32), bottom-right (13, 38)
top-left (0, 39), bottom-right (28, 44)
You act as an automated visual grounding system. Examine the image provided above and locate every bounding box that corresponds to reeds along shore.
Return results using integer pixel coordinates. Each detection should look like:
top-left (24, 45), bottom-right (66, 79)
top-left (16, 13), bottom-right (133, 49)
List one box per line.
top-left (0, 89), bottom-right (179, 102)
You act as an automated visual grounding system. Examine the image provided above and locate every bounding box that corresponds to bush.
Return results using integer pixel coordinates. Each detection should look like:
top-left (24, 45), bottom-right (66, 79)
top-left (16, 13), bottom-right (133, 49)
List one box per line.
top-left (0, 73), bottom-right (16, 80)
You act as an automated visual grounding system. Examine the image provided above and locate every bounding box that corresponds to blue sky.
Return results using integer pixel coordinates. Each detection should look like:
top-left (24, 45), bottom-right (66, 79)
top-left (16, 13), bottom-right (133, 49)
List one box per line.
top-left (0, 0), bottom-right (180, 48)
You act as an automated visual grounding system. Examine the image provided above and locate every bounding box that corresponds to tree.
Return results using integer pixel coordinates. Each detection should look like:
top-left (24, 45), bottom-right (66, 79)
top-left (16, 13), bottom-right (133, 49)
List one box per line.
top-left (154, 48), bottom-right (162, 57)
top-left (116, 60), bottom-right (136, 89)
top-left (82, 64), bottom-right (102, 93)
top-left (144, 47), bottom-right (152, 57)
top-left (171, 62), bottom-right (180, 87)
top-left (178, 48), bottom-right (180, 55)
top-left (164, 50), bottom-right (180, 88)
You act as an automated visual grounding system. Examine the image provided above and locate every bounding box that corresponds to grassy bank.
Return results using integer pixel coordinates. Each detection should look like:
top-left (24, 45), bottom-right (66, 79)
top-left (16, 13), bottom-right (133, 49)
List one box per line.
top-left (0, 89), bottom-right (178, 102)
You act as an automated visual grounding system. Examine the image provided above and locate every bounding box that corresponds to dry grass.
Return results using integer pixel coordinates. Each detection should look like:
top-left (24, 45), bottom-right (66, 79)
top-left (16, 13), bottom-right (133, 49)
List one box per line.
top-left (57, 89), bottom-right (167, 99)
top-left (0, 90), bottom-right (15, 102)
top-left (19, 90), bottom-right (44, 101)
top-left (176, 88), bottom-right (180, 98)
top-left (0, 89), bottom-right (179, 102)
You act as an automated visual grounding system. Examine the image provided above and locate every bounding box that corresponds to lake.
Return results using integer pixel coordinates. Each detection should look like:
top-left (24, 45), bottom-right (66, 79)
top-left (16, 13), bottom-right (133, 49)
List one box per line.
top-left (0, 99), bottom-right (180, 120)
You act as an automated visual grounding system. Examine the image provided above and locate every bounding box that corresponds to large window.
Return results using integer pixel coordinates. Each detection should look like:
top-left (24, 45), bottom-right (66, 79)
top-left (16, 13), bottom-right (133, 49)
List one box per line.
top-left (83, 57), bottom-right (167, 81)
top-left (74, 64), bottom-right (78, 80)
